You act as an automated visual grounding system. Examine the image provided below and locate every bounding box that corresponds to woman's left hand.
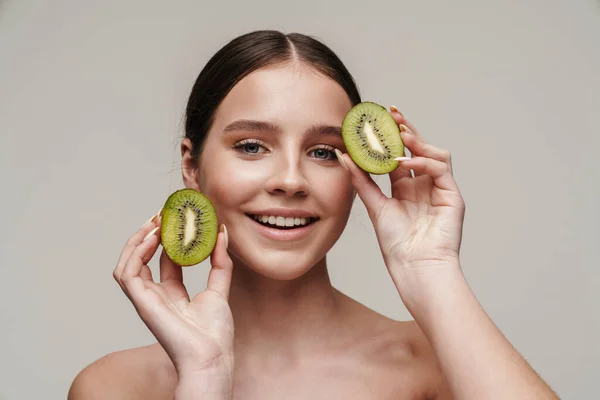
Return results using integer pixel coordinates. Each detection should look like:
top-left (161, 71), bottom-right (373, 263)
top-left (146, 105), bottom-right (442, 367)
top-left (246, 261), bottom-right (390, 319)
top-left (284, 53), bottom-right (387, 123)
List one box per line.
top-left (336, 107), bottom-right (466, 276)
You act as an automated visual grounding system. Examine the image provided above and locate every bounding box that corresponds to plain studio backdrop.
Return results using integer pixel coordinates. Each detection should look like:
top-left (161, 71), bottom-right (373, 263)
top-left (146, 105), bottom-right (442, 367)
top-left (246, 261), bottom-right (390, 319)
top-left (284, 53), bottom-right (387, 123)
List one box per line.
top-left (1, 0), bottom-right (598, 399)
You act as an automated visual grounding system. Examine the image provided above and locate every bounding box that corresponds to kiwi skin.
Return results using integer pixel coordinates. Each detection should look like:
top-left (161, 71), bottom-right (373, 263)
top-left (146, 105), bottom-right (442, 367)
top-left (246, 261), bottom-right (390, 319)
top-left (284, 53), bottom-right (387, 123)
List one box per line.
top-left (160, 188), bottom-right (218, 267)
top-left (341, 101), bottom-right (404, 175)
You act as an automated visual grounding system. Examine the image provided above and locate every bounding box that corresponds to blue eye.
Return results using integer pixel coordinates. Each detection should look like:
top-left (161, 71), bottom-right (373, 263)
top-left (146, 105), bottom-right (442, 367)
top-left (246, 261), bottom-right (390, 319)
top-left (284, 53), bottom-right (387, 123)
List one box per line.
top-left (234, 139), bottom-right (267, 155)
top-left (311, 146), bottom-right (336, 160)
top-left (243, 142), bottom-right (261, 153)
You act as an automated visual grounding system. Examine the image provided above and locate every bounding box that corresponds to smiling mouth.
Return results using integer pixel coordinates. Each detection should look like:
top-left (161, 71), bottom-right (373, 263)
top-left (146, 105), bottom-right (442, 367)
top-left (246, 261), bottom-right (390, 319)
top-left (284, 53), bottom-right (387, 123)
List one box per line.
top-left (247, 214), bottom-right (319, 230)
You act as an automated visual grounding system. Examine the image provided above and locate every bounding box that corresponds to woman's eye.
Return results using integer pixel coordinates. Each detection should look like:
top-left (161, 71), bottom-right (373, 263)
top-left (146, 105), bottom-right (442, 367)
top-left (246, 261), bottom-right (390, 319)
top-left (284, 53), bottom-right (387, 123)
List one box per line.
top-left (243, 142), bottom-right (261, 154)
top-left (311, 147), bottom-right (336, 160)
top-left (234, 140), bottom-right (267, 155)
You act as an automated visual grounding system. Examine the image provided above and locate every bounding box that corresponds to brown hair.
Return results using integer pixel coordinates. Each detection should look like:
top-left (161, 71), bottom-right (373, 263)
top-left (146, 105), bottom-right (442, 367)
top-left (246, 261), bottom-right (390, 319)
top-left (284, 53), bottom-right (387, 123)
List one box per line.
top-left (184, 30), bottom-right (362, 160)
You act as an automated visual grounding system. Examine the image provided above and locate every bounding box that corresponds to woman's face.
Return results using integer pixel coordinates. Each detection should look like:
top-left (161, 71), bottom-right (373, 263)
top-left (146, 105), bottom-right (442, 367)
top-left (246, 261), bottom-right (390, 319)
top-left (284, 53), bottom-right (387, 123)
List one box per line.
top-left (187, 63), bottom-right (356, 280)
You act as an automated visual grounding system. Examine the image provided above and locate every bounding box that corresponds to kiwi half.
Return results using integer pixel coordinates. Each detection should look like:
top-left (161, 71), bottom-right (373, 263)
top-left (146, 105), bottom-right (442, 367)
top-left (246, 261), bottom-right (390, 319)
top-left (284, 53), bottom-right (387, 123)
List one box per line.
top-left (160, 189), bottom-right (218, 266)
top-left (341, 101), bottom-right (404, 174)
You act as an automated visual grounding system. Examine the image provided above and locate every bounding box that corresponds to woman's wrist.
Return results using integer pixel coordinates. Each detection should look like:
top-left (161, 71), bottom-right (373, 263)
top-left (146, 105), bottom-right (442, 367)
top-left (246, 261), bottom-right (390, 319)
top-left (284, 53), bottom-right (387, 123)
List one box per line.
top-left (389, 260), bottom-right (476, 335)
top-left (175, 368), bottom-right (234, 400)
top-left (390, 260), bottom-right (559, 399)
top-left (390, 260), bottom-right (465, 312)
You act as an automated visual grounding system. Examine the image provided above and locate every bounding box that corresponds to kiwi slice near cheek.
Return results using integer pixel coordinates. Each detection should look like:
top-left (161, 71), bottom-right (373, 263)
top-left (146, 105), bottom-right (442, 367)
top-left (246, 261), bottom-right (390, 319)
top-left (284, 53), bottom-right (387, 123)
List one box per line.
top-left (160, 189), bottom-right (218, 266)
top-left (341, 101), bottom-right (405, 174)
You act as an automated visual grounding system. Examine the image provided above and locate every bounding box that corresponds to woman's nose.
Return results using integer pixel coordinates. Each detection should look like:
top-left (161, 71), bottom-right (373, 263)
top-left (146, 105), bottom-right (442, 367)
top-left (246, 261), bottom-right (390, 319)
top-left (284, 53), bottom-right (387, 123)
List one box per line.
top-left (264, 155), bottom-right (310, 197)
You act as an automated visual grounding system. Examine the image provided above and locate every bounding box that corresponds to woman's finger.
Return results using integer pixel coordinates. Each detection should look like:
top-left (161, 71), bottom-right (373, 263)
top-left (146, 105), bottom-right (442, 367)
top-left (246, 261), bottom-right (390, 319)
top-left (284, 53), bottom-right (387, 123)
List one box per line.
top-left (389, 106), bottom-right (428, 143)
top-left (389, 165), bottom-right (420, 203)
top-left (113, 210), bottom-right (161, 284)
top-left (159, 249), bottom-right (184, 284)
top-left (159, 249), bottom-right (190, 306)
top-left (206, 225), bottom-right (233, 301)
top-left (400, 128), bottom-right (453, 175)
top-left (120, 228), bottom-right (160, 297)
top-left (155, 213), bottom-right (184, 286)
top-left (140, 265), bottom-right (154, 282)
top-left (390, 106), bottom-right (451, 177)
top-left (335, 149), bottom-right (388, 222)
top-left (388, 107), bottom-right (416, 180)
top-left (386, 110), bottom-right (413, 181)
top-left (394, 156), bottom-right (459, 194)
top-left (389, 107), bottom-right (453, 175)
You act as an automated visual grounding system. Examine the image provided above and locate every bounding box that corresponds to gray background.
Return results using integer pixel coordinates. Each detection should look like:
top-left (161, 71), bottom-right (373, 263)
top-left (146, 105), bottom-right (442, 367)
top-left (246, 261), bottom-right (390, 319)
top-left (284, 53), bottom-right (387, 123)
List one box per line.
top-left (1, 0), bottom-right (598, 399)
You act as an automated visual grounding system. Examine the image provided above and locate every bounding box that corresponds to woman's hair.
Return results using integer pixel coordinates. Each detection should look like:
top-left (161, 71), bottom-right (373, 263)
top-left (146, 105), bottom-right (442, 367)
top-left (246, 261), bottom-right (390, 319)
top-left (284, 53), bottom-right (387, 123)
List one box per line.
top-left (184, 30), bottom-right (362, 160)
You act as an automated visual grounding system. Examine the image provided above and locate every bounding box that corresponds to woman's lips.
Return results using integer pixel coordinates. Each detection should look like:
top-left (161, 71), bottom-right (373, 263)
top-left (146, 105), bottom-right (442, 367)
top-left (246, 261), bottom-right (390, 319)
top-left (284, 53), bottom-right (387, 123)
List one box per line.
top-left (247, 214), bottom-right (317, 241)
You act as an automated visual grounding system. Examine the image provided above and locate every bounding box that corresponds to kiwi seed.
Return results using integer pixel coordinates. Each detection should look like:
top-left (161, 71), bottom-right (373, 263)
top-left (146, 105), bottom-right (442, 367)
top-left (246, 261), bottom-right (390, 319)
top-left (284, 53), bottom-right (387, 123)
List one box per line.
top-left (160, 188), bottom-right (218, 267)
top-left (341, 101), bottom-right (404, 174)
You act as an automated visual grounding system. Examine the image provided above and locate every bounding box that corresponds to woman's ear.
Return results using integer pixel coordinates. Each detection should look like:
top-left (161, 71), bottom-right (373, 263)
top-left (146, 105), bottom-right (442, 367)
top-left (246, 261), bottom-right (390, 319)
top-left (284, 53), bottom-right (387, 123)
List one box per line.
top-left (181, 138), bottom-right (202, 191)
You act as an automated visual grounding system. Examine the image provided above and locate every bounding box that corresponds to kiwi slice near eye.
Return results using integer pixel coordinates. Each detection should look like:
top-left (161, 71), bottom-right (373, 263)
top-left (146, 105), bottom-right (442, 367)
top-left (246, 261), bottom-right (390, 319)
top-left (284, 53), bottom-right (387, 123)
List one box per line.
top-left (341, 101), bottom-right (404, 174)
top-left (160, 189), bottom-right (218, 266)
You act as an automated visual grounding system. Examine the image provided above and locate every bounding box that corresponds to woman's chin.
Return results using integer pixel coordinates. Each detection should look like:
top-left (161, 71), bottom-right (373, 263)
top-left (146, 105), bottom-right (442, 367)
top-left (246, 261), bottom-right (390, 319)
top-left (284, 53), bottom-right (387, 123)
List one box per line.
top-left (230, 250), bottom-right (325, 281)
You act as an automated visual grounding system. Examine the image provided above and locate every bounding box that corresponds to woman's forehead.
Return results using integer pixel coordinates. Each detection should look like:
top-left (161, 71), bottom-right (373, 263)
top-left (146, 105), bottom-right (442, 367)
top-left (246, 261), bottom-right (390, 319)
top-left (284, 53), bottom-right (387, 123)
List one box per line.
top-left (213, 64), bottom-right (353, 126)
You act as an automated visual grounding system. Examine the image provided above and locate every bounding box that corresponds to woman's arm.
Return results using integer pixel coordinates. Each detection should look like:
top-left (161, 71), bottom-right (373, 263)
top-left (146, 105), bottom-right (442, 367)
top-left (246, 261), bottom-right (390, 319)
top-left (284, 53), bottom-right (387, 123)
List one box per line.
top-left (336, 106), bottom-right (559, 399)
top-left (112, 215), bottom-right (235, 400)
top-left (394, 264), bottom-right (560, 400)
top-left (175, 369), bottom-right (234, 400)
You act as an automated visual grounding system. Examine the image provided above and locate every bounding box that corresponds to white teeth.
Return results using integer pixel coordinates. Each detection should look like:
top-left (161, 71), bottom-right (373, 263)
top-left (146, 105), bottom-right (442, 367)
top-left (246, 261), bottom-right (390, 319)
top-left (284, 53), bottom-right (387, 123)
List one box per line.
top-left (251, 214), bottom-right (314, 228)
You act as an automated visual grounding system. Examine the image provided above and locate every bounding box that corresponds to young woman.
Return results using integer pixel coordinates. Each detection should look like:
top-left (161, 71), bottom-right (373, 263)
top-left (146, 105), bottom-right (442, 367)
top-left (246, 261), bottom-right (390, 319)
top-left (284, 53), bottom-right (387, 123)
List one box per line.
top-left (69, 30), bottom-right (559, 399)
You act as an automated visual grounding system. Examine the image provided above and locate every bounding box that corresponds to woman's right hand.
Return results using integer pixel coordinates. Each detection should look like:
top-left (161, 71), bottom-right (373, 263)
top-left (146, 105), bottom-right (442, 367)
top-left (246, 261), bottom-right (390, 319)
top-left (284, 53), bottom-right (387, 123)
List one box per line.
top-left (113, 212), bottom-right (234, 396)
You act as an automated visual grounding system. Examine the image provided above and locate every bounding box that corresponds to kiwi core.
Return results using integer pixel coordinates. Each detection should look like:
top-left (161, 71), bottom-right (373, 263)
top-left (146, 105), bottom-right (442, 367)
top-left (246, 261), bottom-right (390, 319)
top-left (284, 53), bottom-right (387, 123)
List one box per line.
top-left (184, 207), bottom-right (197, 246)
top-left (363, 121), bottom-right (385, 154)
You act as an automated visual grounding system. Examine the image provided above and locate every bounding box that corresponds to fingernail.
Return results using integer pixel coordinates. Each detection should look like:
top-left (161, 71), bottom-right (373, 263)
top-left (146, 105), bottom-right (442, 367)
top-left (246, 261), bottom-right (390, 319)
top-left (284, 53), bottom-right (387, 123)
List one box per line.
top-left (142, 212), bottom-right (159, 228)
top-left (399, 124), bottom-right (413, 135)
top-left (390, 105), bottom-right (403, 117)
top-left (220, 224), bottom-right (229, 248)
top-left (334, 149), bottom-right (349, 171)
top-left (157, 207), bottom-right (163, 218)
top-left (394, 157), bottom-right (412, 162)
top-left (143, 226), bottom-right (159, 242)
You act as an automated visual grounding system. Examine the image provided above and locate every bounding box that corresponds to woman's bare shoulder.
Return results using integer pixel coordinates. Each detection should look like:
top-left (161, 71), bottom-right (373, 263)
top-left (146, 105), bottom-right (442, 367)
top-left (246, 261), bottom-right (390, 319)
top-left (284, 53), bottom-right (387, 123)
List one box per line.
top-left (344, 298), bottom-right (452, 398)
top-left (383, 319), bottom-right (453, 399)
top-left (68, 343), bottom-right (176, 400)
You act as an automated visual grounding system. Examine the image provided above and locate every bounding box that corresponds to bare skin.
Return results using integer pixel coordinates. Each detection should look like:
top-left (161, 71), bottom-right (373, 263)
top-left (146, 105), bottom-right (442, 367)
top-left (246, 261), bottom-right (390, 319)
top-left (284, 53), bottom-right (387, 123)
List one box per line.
top-left (69, 61), bottom-right (558, 399)
top-left (69, 295), bottom-right (450, 400)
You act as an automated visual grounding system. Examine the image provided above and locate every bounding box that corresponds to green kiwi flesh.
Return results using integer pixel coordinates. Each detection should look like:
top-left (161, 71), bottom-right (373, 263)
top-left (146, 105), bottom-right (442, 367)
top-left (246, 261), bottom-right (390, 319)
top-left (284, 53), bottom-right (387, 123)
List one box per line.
top-left (341, 101), bottom-right (404, 174)
top-left (160, 189), bottom-right (218, 266)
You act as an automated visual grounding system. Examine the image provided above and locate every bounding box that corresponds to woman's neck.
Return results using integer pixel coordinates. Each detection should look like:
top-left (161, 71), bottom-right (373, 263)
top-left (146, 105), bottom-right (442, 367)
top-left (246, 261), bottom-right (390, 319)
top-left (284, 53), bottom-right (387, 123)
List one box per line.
top-left (228, 257), bottom-right (347, 358)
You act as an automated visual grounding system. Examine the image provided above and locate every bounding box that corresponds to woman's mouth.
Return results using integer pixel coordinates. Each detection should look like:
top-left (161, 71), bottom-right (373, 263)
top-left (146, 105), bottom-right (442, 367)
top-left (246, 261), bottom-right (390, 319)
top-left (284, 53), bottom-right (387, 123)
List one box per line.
top-left (247, 214), bottom-right (319, 230)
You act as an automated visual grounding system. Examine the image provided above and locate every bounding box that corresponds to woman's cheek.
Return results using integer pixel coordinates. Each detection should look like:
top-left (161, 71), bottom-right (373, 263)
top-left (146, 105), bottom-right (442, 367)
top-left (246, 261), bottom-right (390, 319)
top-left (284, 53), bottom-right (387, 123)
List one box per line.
top-left (205, 160), bottom-right (267, 204)
top-left (314, 169), bottom-right (354, 208)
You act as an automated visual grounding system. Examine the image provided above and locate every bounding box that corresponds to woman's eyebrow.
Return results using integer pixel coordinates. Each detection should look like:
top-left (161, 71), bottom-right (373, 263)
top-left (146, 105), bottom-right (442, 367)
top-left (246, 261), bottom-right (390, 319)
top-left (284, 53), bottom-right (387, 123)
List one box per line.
top-left (307, 124), bottom-right (342, 138)
top-left (222, 120), bottom-right (342, 138)
top-left (223, 120), bottom-right (282, 135)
